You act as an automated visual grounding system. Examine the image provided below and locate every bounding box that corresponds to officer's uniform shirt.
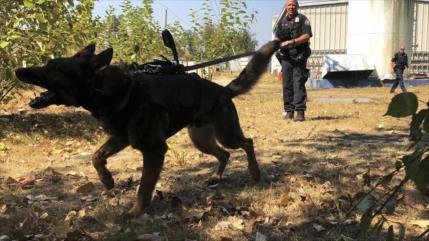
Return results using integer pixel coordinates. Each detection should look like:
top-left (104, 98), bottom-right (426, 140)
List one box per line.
top-left (275, 13), bottom-right (312, 57)
top-left (392, 52), bottom-right (408, 70)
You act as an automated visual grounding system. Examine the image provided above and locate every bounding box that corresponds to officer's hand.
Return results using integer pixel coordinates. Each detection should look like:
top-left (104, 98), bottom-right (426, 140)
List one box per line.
top-left (281, 40), bottom-right (293, 48)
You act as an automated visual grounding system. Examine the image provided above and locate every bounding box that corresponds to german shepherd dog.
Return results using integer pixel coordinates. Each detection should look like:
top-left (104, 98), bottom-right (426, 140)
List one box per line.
top-left (15, 40), bottom-right (280, 217)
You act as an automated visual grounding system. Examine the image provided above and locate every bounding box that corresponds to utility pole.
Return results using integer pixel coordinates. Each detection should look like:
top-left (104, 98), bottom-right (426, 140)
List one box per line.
top-left (164, 9), bottom-right (168, 28)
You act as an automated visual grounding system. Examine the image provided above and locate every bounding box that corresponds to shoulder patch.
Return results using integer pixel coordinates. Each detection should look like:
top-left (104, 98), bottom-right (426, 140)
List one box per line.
top-left (305, 19), bottom-right (310, 26)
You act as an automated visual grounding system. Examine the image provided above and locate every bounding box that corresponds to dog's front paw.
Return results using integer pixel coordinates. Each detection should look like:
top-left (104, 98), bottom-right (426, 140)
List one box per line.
top-left (96, 169), bottom-right (114, 189)
top-left (208, 173), bottom-right (222, 188)
top-left (124, 204), bottom-right (144, 219)
top-left (100, 176), bottom-right (114, 190)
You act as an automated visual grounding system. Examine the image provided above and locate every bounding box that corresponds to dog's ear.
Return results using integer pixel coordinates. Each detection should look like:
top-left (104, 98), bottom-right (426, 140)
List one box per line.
top-left (73, 44), bottom-right (96, 59)
top-left (90, 48), bottom-right (113, 70)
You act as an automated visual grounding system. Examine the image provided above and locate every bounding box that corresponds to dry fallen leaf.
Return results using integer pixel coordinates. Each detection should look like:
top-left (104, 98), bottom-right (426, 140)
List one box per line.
top-left (26, 194), bottom-right (58, 204)
top-left (76, 182), bottom-right (94, 194)
top-left (5, 176), bottom-right (17, 185)
top-left (313, 223), bottom-right (326, 232)
top-left (108, 197), bottom-right (119, 207)
top-left (39, 212), bottom-right (49, 219)
top-left (412, 219), bottom-right (429, 228)
top-left (78, 208), bottom-right (88, 218)
top-left (80, 195), bottom-right (97, 202)
top-left (343, 219), bottom-right (357, 225)
top-left (228, 216), bottom-right (245, 230)
top-left (67, 171), bottom-right (78, 176)
top-left (279, 190), bottom-right (290, 206)
top-left (19, 174), bottom-right (36, 189)
top-left (214, 221), bottom-right (232, 231)
top-left (43, 167), bottom-right (63, 176)
top-left (0, 142), bottom-right (7, 152)
top-left (271, 154), bottom-right (282, 160)
top-left (0, 204), bottom-right (7, 214)
top-left (65, 211), bottom-right (77, 222)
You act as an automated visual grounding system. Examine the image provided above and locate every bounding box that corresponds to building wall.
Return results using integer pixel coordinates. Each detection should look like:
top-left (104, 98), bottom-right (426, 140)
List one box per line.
top-left (412, 1), bottom-right (429, 74)
top-left (415, 1), bottom-right (429, 52)
top-left (347, 0), bottom-right (415, 79)
top-left (271, 0), bottom-right (429, 78)
top-left (301, 3), bottom-right (348, 78)
top-left (300, 3), bottom-right (348, 51)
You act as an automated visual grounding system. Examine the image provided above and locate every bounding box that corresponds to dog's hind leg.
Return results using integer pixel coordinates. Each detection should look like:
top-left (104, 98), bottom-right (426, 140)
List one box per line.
top-left (188, 126), bottom-right (230, 185)
top-left (213, 102), bottom-right (261, 181)
top-left (92, 137), bottom-right (128, 189)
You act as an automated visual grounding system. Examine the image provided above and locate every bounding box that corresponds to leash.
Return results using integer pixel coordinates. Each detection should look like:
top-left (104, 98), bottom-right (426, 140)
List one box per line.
top-left (183, 51), bottom-right (255, 72)
top-left (133, 51), bottom-right (256, 76)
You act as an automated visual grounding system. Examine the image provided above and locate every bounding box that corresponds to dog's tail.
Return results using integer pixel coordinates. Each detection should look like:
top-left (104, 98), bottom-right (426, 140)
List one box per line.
top-left (226, 40), bottom-right (280, 98)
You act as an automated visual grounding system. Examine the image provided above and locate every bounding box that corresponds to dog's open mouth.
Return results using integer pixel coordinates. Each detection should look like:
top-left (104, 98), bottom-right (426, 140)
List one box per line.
top-left (15, 68), bottom-right (60, 109)
top-left (29, 91), bottom-right (60, 109)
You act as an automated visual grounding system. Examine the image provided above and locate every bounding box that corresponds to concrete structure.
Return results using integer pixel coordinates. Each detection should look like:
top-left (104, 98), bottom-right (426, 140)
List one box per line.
top-left (347, 0), bottom-right (414, 79)
top-left (271, 0), bottom-right (429, 82)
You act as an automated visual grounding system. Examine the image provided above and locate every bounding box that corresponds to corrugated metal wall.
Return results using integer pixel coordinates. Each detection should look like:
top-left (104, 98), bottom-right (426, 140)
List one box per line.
top-left (411, 1), bottom-right (429, 74)
top-left (415, 1), bottom-right (429, 51)
top-left (300, 3), bottom-right (348, 51)
top-left (300, 3), bottom-right (348, 78)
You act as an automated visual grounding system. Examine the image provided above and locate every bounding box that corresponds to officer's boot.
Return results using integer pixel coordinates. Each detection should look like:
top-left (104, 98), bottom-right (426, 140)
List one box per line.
top-left (294, 111), bottom-right (305, 122)
top-left (282, 111), bottom-right (294, 120)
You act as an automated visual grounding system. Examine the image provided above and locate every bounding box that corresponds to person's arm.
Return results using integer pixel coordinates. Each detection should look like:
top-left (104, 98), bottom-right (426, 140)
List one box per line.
top-left (405, 54), bottom-right (409, 68)
top-left (280, 34), bottom-right (310, 48)
top-left (391, 53), bottom-right (397, 63)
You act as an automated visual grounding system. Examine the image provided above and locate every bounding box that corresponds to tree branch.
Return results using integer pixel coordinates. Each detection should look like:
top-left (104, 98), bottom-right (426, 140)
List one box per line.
top-left (372, 178), bottom-right (407, 218)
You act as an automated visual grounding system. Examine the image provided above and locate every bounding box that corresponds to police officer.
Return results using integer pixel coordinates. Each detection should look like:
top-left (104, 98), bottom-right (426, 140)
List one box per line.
top-left (275, 0), bottom-right (312, 121)
top-left (390, 45), bottom-right (408, 93)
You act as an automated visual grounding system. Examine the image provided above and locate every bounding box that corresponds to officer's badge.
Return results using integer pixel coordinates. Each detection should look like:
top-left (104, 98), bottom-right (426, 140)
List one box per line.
top-left (305, 19), bottom-right (311, 26)
top-left (295, 17), bottom-right (299, 22)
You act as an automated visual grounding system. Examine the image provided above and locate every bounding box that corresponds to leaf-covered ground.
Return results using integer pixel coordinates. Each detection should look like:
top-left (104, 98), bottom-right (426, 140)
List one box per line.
top-left (0, 74), bottom-right (428, 241)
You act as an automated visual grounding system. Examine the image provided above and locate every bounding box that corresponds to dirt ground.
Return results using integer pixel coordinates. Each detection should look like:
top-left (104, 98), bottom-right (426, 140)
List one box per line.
top-left (0, 74), bottom-right (428, 241)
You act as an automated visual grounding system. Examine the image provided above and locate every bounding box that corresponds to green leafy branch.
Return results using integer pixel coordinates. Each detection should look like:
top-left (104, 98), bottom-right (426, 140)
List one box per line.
top-left (347, 92), bottom-right (429, 240)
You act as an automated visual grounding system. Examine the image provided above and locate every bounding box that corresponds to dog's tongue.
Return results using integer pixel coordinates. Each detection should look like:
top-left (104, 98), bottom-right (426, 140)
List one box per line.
top-left (29, 91), bottom-right (58, 109)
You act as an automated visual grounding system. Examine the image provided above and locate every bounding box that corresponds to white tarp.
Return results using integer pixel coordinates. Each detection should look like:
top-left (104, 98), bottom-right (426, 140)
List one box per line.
top-left (322, 54), bottom-right (375, 79)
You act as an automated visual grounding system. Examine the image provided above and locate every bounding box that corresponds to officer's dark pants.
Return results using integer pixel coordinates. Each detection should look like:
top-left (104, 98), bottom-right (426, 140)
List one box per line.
top-left (391, 67), bottom-right (407, 92)
top-left (281, 59), bottom-right (308, 112)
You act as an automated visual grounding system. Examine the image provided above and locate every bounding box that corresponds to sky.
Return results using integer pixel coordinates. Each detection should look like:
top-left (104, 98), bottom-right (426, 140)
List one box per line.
top-left (92, 0), bottom-right (288, 48)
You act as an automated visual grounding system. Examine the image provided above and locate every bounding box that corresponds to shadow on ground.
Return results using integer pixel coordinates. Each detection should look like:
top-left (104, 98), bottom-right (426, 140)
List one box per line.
top-left (0, 111), bottom-right (101, 141)
top-left (0, 123), bottom-right (426, 240)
